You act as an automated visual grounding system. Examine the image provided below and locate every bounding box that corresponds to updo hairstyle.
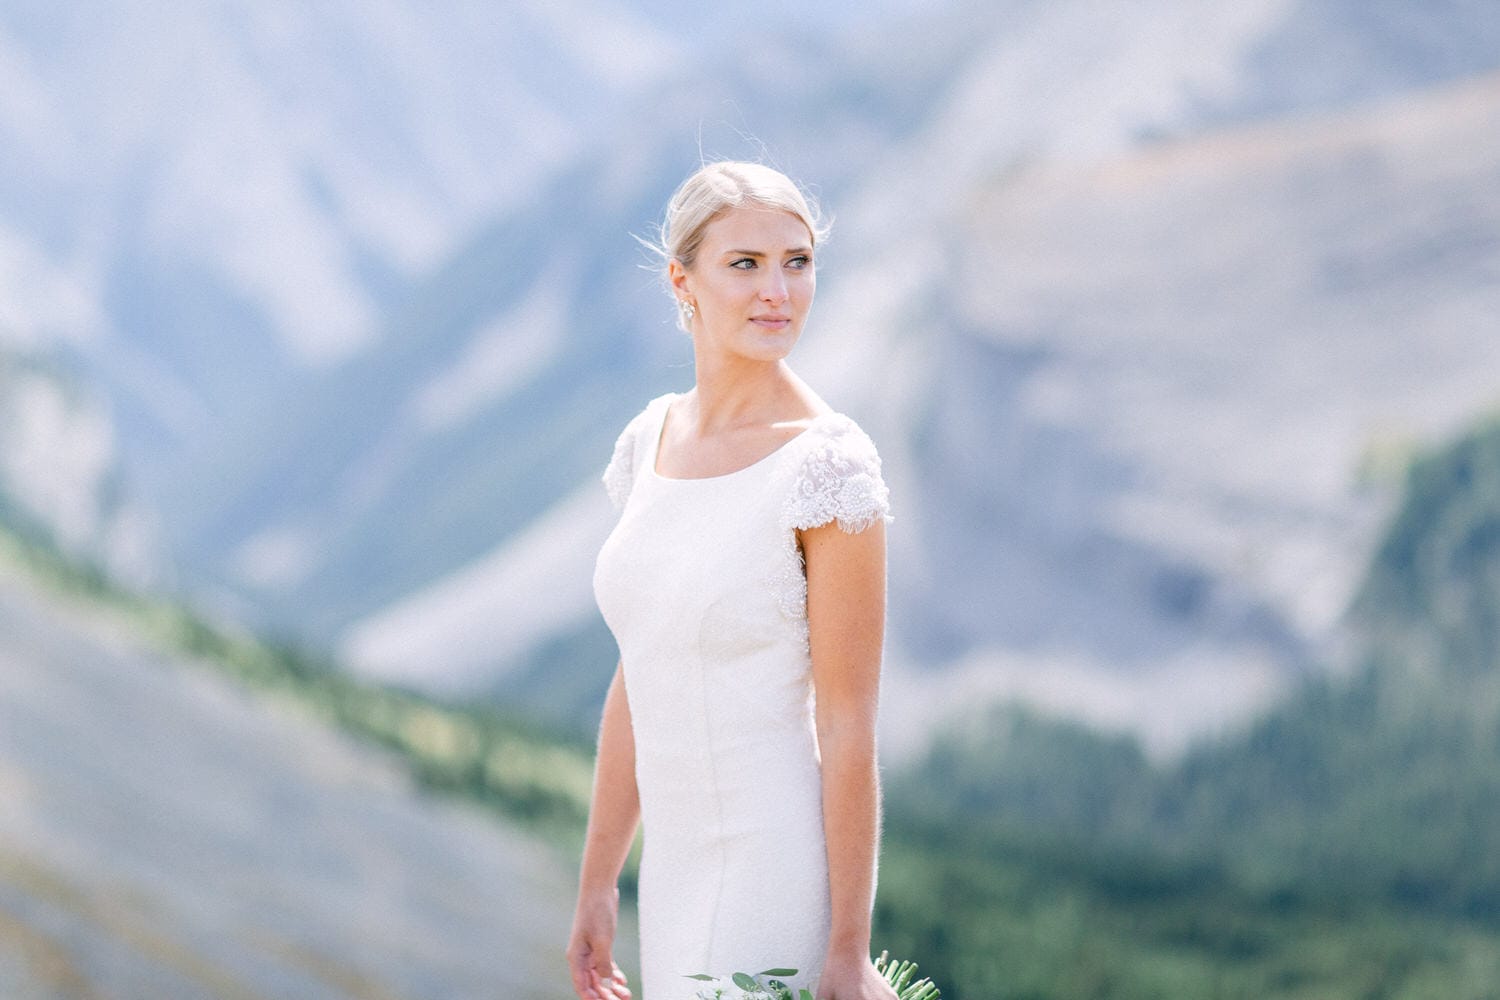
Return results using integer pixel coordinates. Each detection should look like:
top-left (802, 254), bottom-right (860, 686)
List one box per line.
top-left (646, 161), bottom-right (830, 330)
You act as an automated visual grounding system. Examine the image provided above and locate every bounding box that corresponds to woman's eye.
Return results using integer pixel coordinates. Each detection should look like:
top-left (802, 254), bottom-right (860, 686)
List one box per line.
top-left (730, 258), bottom-right (756, 269)
top-left (787, 255), bottom-right (811, 270)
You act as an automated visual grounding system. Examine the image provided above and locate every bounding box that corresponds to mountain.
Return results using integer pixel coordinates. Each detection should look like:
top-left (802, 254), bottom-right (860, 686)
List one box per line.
top-left (0, 561), bottom-right (601, 998)
top-left (0, 0), bottom-right (969, 616)
top-left (0, 348), bottom-right (153, 585)
top-left (6, 2), bottom-right (1500, 752)
top-left (1350, 411), bottom-right (1500, 689)
top-left (0, 0), bottom-right (680, 566)
top-left (343, 4), bottom-right (1500, 753)
top-left (873, 410), bottom-right (1500, 998)
top-left (819, 64), bottom-right (1500, 754)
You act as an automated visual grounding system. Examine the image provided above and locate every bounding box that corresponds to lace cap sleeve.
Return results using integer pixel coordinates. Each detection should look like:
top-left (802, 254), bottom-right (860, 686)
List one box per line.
top-left (602, 425), bottom-right (636, 510)
top-left (602, 398), bottom-right (664, 510)
top-left (783, 415), bottom-right (892, 533)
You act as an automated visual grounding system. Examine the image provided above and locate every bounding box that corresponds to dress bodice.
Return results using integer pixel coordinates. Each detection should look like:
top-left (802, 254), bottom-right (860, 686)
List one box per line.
top-left (596, 392), bottom-right (890, 656)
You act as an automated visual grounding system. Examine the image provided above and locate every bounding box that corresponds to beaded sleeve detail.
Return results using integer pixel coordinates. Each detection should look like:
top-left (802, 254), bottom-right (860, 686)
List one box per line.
top-left (602, 400), bottom-right (664, 511)
top-left (774, 416), bottom-right (892, 647)
top-left (781, 415), bottom-right (892, 534)
top-left (602, 424), bottom-right (636, 510)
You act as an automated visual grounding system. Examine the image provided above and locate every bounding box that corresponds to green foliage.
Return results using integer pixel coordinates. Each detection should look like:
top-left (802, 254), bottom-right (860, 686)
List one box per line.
top-left (874, 950), bottom-right (942, 999)
top-left (875, 412), bottom-right (1500, 997)
top-left (686, 958), bottom-right (938, 1000)
top-left (0, 519), bottom-right (599, 848)
top-left (892, 705), bottom-right (1157, 847)
top-left (1353, 413), bottom-right (1500, 679)
top-left (875, 808), bottom-right (1500, 999)
top-left (685, 967), bottom-right (810, 999)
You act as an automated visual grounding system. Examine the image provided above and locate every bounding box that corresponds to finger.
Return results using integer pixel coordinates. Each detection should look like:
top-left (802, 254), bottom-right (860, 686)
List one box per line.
top-left (592, 949), bottom-right (616, 985)
top-left (591, 967), bottom-right (624, 1000)
top-left (571, 970), bottom-right (599, 1000)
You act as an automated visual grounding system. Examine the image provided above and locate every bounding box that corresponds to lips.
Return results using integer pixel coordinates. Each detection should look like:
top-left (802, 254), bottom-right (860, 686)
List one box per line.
top-left (752, 315), bottom-right (791, 328)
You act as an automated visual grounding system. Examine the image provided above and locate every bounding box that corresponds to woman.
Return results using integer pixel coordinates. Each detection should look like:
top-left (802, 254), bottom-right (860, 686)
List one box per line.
top-left (567, 162), bottom-right (897, 1000)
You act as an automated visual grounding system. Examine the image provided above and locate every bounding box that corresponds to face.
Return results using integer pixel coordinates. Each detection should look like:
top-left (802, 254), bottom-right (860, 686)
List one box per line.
top-left (671, 206), bottom-right (816, 363)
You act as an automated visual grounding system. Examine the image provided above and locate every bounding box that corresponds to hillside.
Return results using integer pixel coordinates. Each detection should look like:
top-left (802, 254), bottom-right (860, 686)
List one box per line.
top-left (6, 387), bottom-right (1500, 1000)
top-left (0, 548), bottom-right (612, 998)
top-left (7, 1), bottom-right (1500, 754)
top-left (0, 351), bottom-right (151, 585)
top-left (0, 0), bottom-right (953, 634)
top-left (348, 61), bottom-right (1500, 756)
top-left (876, 412), bottom-right (1500, 997)
top-left (1351, 412), bottom-right (1500, 690)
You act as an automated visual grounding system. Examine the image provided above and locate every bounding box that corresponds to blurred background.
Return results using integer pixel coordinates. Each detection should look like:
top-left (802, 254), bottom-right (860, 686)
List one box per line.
top-left (4, 1), bottom-right (1500, 996)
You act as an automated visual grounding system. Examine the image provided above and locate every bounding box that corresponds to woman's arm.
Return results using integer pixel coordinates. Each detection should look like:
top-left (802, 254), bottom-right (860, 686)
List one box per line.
top-left (802, 519), bottom-right (899, 1000)
top-left (567, 663), bottom-right (640, 1000)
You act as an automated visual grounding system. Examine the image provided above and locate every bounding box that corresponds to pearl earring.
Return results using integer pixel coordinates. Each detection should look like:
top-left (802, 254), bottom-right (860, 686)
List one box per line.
top-left (679, 299), bottom-right (696, 323)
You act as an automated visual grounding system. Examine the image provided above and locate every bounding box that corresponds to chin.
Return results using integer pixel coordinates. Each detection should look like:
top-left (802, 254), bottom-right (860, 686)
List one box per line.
top-left (749, 328), bottom-right (803, 357)
top-left (743, 340), bottom-right (798, 363)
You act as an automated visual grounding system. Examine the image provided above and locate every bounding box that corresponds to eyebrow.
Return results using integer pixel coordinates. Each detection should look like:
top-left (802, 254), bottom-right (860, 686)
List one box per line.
top-left (722, 247), bottom-right (814, 257)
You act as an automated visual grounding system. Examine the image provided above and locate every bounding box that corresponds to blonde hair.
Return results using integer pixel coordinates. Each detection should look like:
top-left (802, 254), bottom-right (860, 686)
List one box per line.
top-left (644, 161), bottom-right (830, 328)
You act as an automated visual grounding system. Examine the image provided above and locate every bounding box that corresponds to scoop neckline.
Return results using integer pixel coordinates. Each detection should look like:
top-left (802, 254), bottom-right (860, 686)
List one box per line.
top-left (648, 394), bottom-right (834, 483)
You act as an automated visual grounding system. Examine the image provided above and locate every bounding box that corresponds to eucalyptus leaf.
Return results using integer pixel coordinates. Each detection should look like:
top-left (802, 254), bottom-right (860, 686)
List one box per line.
top-left (759, 968), bottom-right (798, 977)
top-left (732, 971), bottom-right (759, 990)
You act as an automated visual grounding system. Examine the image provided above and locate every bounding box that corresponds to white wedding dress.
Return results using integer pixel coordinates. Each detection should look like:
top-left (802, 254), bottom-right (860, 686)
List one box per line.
top-left (593, 393), bottom-right (891, 1000)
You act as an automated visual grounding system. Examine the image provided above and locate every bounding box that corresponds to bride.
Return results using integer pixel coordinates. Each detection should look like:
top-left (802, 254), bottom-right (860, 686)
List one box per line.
top-left (567, 161), bottom-right (898, 1000)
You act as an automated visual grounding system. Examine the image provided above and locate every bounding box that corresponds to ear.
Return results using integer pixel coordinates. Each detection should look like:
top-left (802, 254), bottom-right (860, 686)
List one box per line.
top-left (668, 258), bottom-right (691, 300)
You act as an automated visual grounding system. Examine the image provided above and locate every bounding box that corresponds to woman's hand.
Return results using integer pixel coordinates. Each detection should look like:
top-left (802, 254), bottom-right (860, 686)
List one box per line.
top-left (566, 886), bottom-right (631, 1000)
top-left (816, 951), bottom-right (899, 1000)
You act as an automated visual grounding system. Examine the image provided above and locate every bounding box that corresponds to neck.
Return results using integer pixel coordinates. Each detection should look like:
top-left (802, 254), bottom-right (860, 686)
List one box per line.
top-left (688, 351), bottom-right (795, 432)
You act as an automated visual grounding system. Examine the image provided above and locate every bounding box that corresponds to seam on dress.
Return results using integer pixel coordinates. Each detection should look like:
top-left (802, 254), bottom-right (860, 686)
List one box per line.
top-left (700, 649), bottom-right (730, 978)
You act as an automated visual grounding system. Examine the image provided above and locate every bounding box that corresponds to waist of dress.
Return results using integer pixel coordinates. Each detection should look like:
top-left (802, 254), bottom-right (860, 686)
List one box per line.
top-left (637, 754), bottom-right (824, 845)
top-left (637, 725), bottom-right (821, 811)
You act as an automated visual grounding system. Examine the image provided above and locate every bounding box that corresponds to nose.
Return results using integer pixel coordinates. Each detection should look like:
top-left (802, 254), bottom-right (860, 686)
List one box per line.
top-left (759, 268), bottom-right (789, 305)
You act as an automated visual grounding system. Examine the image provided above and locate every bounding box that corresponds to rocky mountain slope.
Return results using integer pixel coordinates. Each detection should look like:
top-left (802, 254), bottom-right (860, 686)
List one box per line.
top-left (0, 566), bottom-right (601, 998)
top-left (344, 10), bottom-right (1500, 752)
top-left (6, 2), bottom-right (1500, 752)
top-left (0, 352), bottom-right (152, 585)
top-left (815, 66), bottom-right (1500, 752)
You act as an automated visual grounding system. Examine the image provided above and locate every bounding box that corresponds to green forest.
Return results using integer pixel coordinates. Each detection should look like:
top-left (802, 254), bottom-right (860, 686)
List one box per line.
top-left (873, 413), bottom-right (1500, 998)
top-left (6, 413), bottom-right (1500, 998)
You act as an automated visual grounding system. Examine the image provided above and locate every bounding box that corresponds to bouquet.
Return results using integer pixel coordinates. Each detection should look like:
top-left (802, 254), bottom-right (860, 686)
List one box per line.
top-left (687, 951), bottom-right (940, 1000)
